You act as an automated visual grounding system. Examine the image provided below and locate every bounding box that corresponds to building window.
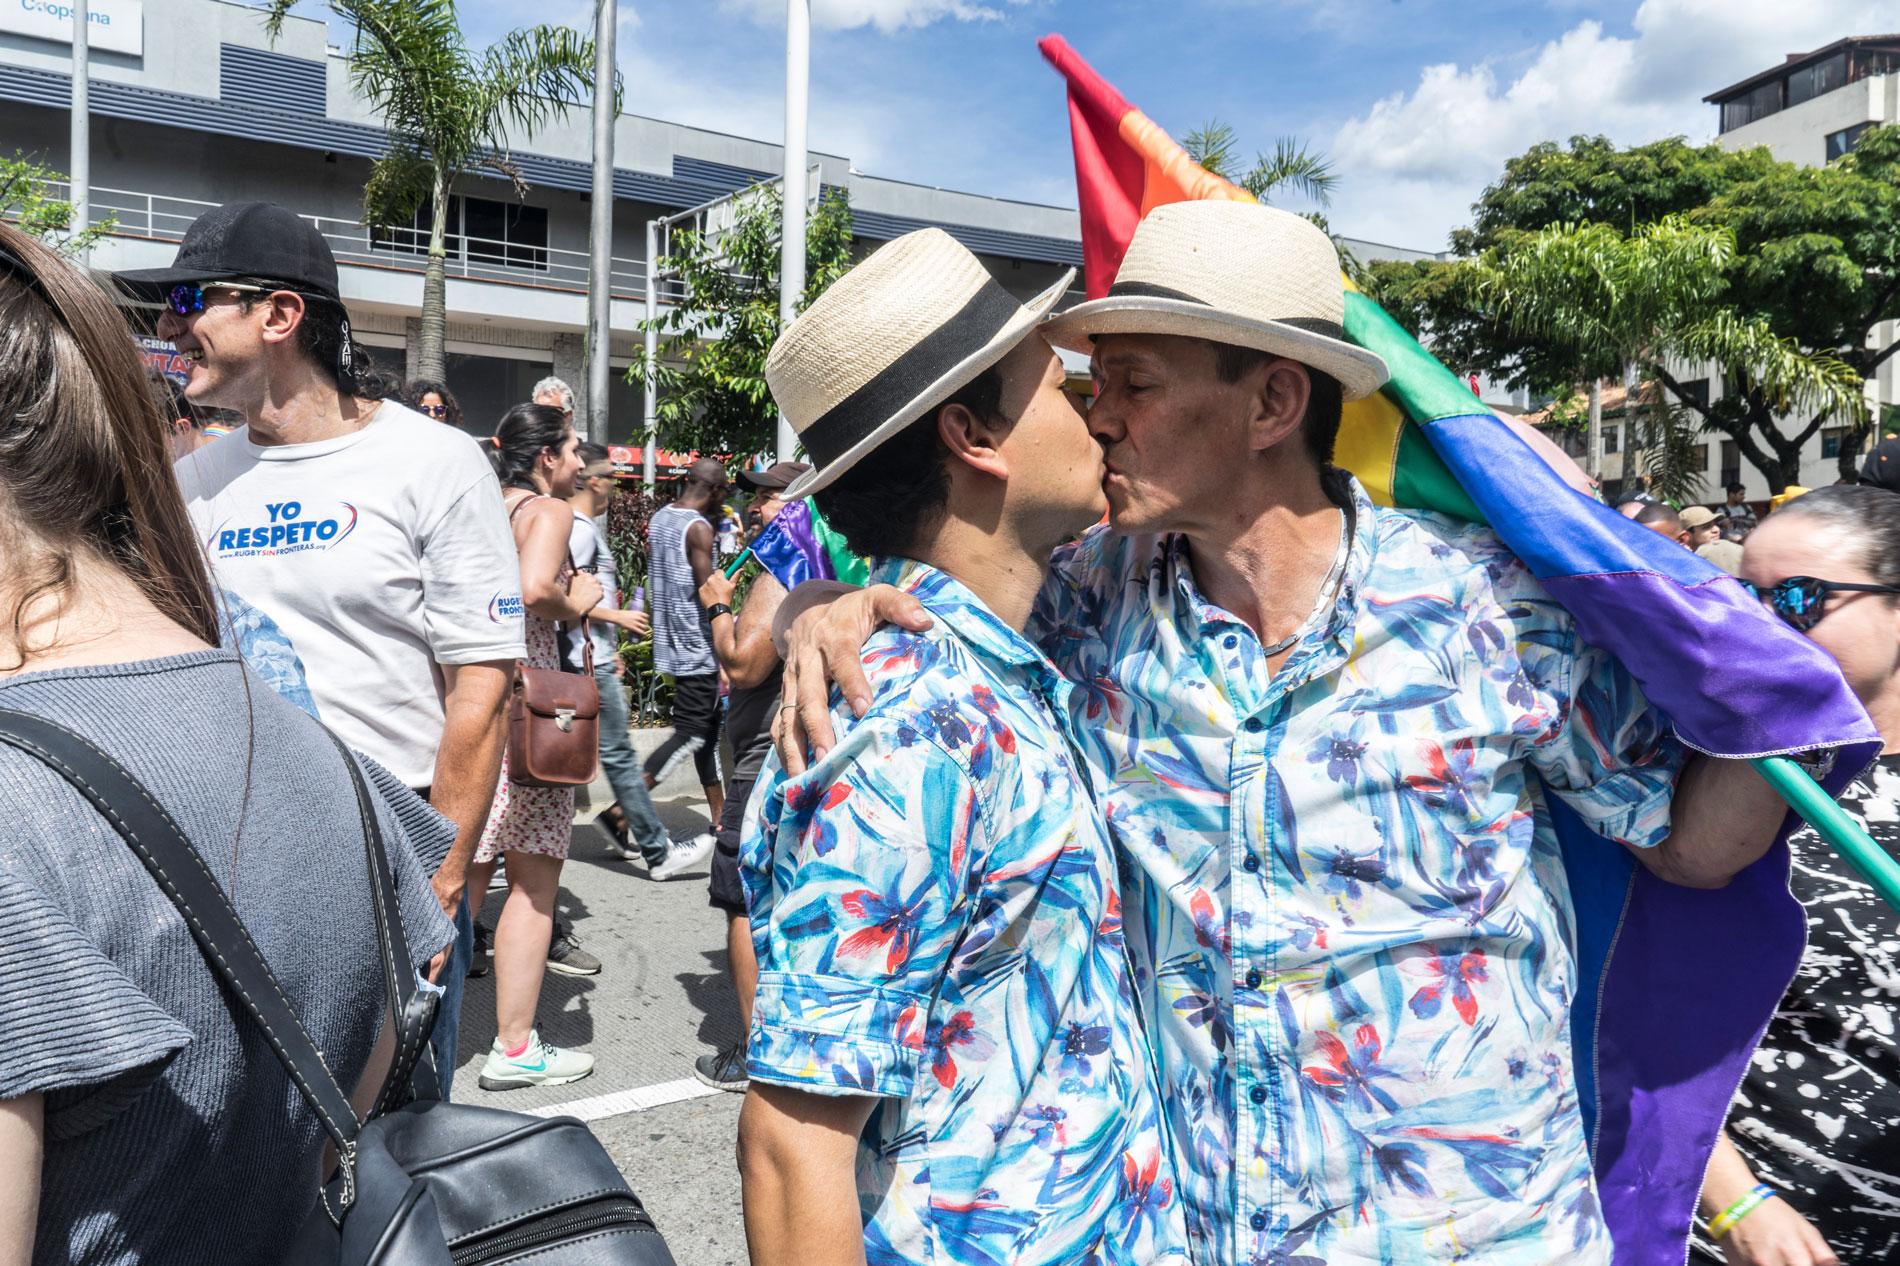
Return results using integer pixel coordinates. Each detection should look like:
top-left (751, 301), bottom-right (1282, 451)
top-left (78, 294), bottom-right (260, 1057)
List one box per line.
top-left (1603, 425), bottom-right (1620, 455)
top-left (371, 196), bottom-right (548, 271)
top-left (1788, 52), bottom-right (1848, 106)
top-left (1821, 427), bottom-right (1852, 460)
top-left (1691, 443), bottom-right (1710, 471)
top-left (1721, 440), bottom-right (1741, 486)
top-left (1827, 122), bottom-right (1874, 162)
top-left (1675, 378), bottom-right (1711, 411)
top-left (1721, 79), bottom-right (1784, 132)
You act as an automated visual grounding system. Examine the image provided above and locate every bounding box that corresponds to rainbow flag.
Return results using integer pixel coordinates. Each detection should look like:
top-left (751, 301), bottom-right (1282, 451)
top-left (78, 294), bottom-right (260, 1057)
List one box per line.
top-left (747, 499), bottom-right (868, 590)
top-left (1041, 33), bottom-right (1880, 1265)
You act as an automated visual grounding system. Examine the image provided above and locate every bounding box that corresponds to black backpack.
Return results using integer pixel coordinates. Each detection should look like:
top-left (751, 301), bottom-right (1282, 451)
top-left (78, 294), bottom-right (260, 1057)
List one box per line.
top-left (0, 710), bottom-right (675, 1266)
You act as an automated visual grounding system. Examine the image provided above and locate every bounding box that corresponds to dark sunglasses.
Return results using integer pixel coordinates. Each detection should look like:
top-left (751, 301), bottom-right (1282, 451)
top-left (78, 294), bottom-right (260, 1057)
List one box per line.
top-left (164, 281), bottom-right (268, 316)
top-left (1744, 575), bottom-right (1900, 633)
top-left (419, 403), bottom-right (448, 418)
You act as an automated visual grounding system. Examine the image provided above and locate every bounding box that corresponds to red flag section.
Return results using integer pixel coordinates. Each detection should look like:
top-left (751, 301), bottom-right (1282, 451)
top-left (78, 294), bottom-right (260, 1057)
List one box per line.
top-left (1038, 34), bottom-right (1254, 297)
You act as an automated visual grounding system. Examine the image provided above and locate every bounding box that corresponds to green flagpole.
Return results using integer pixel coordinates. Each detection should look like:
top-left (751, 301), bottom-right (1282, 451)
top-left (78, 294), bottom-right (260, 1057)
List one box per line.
top-left (1755, 756), bottom-right (1900, 910)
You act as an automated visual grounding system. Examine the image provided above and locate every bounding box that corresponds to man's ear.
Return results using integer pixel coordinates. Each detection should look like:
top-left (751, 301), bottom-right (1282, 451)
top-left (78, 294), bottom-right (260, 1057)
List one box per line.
top-left (1246, 359), bottom-right (1312, 456)
top-left (936, 402), bottom-right (1010, 481)
top-left (257, 292), bottom-right (308, 349)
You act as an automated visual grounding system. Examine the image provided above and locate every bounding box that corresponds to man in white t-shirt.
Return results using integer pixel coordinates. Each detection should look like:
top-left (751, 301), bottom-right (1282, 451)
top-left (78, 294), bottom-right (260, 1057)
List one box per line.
top-left (119, 203), bottom-right (525, 1091)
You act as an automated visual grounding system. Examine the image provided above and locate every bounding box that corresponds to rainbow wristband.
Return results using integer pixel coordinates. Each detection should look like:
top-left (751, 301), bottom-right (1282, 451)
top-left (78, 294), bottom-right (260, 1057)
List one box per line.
top-left (1708, 1184), bottom-right (1776, 1239)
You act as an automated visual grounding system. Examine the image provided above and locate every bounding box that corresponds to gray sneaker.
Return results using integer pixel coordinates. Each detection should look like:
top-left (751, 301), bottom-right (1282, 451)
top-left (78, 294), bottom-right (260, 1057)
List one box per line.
top-left (649, 832), bottom-right (716, 881)
top-left (693, 1044), bottom-right (749, 1093)
top-left (545, 924), bottom-right (602, 977)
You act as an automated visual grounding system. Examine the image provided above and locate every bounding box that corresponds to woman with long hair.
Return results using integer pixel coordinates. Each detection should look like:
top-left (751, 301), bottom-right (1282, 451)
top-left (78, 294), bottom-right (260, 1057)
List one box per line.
top-left (466, 402), bottom-right (604, 1091)
top-left (0, 226), bottom-right (454, 1260)
top-left (1692, 485), bottom-right (1900, 1266)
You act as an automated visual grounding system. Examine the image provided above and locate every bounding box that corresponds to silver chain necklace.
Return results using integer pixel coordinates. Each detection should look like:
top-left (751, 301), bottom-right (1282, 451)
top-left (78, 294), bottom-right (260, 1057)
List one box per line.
top-left (1258, 508), bottom-right (1351, 658)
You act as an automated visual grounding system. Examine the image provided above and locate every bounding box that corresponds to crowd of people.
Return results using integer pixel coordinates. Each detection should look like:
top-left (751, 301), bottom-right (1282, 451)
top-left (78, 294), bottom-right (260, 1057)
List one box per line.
top-left (0, 189), bottom-right (1895, 1266)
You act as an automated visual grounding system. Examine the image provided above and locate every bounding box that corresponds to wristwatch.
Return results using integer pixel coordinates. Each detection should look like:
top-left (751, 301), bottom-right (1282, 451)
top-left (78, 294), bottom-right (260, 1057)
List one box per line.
top-left (703, 603), bottom-right (733, 623)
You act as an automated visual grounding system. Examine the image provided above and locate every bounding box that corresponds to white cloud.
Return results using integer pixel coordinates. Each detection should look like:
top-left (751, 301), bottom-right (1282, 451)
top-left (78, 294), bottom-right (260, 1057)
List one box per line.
top-left (1326, 0), bottom-right (1895, 250)
top-left (719, 0), bottom-right (1030, 34)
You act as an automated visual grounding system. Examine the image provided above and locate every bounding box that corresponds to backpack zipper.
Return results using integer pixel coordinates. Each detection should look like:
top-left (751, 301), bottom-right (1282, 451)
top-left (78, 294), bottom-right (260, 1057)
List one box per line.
top-left (448, 1195), bottom-right (654, 1265)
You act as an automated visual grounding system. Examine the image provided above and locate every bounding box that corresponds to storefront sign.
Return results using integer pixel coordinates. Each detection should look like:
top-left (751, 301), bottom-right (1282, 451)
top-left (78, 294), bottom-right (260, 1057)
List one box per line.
top-left (1, 0), bottom-right (144, 57)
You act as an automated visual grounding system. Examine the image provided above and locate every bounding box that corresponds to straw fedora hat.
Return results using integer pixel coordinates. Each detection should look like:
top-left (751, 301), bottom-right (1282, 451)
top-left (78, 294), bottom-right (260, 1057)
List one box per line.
top-left (1042, 201), bottom-right (1389, 400)
top-left (768, 228), bottom-right (1073, 499)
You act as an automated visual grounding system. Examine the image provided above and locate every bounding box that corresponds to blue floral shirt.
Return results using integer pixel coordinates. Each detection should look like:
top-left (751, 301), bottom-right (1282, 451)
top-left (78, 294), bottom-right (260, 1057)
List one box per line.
top-left (743, 559), bottom-right (1192, 1266)
top-left (1033, 479), bottom-right (1682, 1266)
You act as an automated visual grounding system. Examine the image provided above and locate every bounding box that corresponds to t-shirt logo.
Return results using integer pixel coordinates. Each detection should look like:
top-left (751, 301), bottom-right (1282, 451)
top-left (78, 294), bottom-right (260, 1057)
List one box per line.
top-left (489, 593), bottom-right (525, 623)
top-left (209, 500), bottom-right (359, 558)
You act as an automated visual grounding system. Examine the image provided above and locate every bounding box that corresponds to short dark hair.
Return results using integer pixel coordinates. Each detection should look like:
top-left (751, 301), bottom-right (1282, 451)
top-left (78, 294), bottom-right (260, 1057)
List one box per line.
top-left (1772, 484), bottom-right (1900, 587)
top-left (1629, 501), bottom-right (1683, 531)
top-left (1210, 342), bottom-right (1343, 467)
top-left (1726, 481), bottom-right (1748, 495)
top-left (237, 281), bottom-right (386, 400)
top-left (577, 441), bottom-right (611, 467)
top-left (814, 366), bottom-right (1004, 560)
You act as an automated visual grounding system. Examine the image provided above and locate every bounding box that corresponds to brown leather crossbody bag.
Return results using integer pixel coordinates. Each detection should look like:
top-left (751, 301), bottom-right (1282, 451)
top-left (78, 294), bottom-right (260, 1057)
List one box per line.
top-left (505, 494), bottom-right (601, 787)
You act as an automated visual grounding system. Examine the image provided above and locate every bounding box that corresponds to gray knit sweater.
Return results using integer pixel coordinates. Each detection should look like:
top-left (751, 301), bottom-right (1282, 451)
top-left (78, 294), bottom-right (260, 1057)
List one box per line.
top-left (0, 650), bottom-right (454, 1264)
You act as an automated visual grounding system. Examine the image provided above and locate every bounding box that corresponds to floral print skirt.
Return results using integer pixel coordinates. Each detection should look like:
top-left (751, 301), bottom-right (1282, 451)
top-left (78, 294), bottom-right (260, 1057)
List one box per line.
top-left (476, 612), bottom-right (575, 862)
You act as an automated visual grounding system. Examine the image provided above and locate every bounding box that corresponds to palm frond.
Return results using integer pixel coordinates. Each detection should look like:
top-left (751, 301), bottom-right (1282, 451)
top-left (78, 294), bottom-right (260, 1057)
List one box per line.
top-left (1245, 137), bottom-right (1337, 208)
top-left (1182, 120), bottom-right (1239, 181)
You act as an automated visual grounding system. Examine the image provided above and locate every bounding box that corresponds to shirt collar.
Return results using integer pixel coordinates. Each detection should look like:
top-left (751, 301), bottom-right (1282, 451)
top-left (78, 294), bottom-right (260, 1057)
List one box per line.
top-left (869, 556), bottom-right (1068, 695)
top-left (1165, 472), bottom-right (1378, 657)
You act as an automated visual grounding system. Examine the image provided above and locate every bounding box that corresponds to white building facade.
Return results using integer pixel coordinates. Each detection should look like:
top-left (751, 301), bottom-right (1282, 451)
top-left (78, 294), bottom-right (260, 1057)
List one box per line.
top-left (1700, 35), bottom-right (1900, 496)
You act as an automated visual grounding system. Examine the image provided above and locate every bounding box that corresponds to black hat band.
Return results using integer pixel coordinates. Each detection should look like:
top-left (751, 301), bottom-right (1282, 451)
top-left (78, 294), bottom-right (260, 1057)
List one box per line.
top-left (1104, 279), bottom-right (1347, 342)
top-left (799, 282), bottom-right (1024, 468)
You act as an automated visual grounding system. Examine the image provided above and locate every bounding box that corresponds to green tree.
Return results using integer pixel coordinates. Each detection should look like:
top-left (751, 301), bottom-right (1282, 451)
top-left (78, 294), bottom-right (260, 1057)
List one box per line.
top-left (1182, 120), bottom-right (1338, 208)
top-left (0, 153), bottom-right (113, 254)
top-left (262, 0), bottom-right (601, 381)
top-left (628, 185), bottom-right (854, 459)
top-left (1364, 131), bottom-right (1900, 492)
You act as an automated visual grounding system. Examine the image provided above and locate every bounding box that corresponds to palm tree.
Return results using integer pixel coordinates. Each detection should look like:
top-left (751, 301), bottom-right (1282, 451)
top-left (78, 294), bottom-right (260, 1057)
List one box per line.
top-left (1479, 216), bottom-right (1866, 497)
top-left (1183, 120), bottom-right (1338, 208)
top-left (263, 0), bottom-right (601, 380)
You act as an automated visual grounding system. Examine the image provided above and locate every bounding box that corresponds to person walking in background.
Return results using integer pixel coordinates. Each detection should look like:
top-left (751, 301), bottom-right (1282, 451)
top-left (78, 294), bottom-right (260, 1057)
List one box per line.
top-left (0, 221), bottom-right (455, 1264)
top-left (1692, 485), bottom-right (1900, 1266)
top-left (567, 444), bottom-right (705, 876)
top-left (405, 377), bottom-right (463, 429)
top-left (1719, 481), bottom-right (1760, 541)
top-left (152, 368), bottom-right (214, 461)
top-left (123, 202), bottom-right (522, 1095)
top-left (641, 458), bottom-right (730, 878)
top-left (465, 404), bottom-right (603, 1092)
top-left (688, 460), bottom-right (806, 1093)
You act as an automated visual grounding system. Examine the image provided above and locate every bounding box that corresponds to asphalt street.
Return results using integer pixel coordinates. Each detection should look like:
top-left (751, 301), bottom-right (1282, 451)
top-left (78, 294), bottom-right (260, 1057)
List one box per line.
top-left (452, 731), bottom-right (751, 1266)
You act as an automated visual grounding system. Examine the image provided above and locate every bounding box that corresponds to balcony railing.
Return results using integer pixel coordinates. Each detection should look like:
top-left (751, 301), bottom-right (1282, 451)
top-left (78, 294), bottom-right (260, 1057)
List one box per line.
top-left (51, 183), bottom-right (680, 304)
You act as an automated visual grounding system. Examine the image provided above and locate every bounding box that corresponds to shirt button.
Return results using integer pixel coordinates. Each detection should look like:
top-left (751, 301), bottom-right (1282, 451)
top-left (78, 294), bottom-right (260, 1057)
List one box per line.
top-left (1250, 1211), bottom-right (1268, 1231)
top-left (1245, 969), bottom-right (1262, 989)
top-left (1242, 855), bottom-right (1260, 873)
top-left (1249, 1085), bottom-right (1267, 1105)
top-left (1224, 634), bottom-right (1238, 649)
top-left (1243, 717), bottom-right (1264, 733)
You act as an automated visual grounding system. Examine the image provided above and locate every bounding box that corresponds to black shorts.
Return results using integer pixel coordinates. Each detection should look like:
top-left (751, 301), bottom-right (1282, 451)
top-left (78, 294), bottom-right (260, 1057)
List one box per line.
top-left (709, 737), bottom-right (770, 916)
top-left (643, 672), bottom-right (723, 788)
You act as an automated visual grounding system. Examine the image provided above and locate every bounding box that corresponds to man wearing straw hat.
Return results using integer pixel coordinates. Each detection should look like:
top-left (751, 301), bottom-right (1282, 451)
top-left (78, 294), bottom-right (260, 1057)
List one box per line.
top-left (733, 228), bottom-right (1191, 1265)
top-left (776, 201), bottom-right (1788, 1264)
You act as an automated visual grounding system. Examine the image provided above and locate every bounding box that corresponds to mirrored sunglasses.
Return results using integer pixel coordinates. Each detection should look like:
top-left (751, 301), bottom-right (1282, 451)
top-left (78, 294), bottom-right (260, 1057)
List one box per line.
top-left (164, 281), bottom-right (268, 317)
top-left (1743, 575), bottom-right (1900, 633)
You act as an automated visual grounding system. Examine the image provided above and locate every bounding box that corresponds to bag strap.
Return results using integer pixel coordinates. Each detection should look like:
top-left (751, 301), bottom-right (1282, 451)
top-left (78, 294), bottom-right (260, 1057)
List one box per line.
top-left (0, 709), bottom-right (430, 1210)
top-left (506, 489), bottom-right (595, 674)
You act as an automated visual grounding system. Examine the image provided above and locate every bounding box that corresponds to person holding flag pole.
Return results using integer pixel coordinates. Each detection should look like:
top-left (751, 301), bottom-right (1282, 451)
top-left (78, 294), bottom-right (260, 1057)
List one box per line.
top-left (768, 36), bottom-right (1884, 1266)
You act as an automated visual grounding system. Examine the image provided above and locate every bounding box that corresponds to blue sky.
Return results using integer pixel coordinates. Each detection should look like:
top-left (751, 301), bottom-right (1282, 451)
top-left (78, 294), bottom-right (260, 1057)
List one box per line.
top-left (315, 0), bottom-right (1890, 250)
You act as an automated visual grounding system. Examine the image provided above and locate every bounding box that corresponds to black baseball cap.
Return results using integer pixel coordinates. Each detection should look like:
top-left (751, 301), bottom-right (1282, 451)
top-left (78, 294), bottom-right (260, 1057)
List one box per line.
top-left (115, 202), bottom-right (341, 301)
top-left (1861, 438), bottom-right (1900, 493)
top-left (737, 461), bottom-right (813, 492)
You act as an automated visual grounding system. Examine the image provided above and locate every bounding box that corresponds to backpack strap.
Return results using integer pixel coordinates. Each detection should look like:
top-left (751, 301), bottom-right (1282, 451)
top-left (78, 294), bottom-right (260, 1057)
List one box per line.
top-left (0, 709), bottom-right (431, 1214)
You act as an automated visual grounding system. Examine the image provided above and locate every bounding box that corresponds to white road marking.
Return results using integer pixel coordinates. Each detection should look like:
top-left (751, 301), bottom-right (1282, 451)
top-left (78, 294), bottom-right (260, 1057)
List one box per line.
top-left (520, 1076), bottom-right (723, 1122)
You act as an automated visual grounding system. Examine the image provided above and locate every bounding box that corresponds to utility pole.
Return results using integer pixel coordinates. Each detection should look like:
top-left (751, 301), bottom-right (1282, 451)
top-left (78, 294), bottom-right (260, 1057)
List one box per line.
top-left (642, 219), bottom-right (658, 490)
top-left (776, 0), bottom-right (809, 463)
top-left (70, 0), bottom-right (89, 261)
top-left (1587, 379), bottom-right (1603, 483)
top-left (584, 0), bottom-right (617, 445)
